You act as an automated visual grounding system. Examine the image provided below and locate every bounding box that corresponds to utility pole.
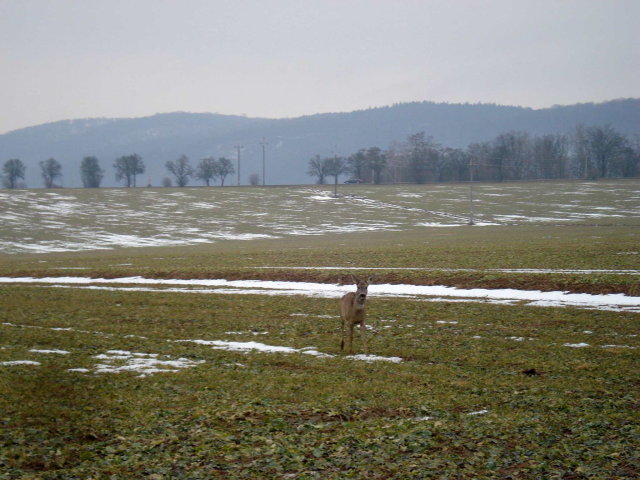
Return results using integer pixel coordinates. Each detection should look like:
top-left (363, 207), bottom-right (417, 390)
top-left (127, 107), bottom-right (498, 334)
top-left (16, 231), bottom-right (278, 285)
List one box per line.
top-left (334, 153), bottom-right (339, 197)
top-left (330, 148), bottom-right (341, 197)
top-left (234, 145), bottom-right (243, 186)
top-left (468, 157), bottom-right (475, 226)
top-left (260, 137), bottom-right (268, 186)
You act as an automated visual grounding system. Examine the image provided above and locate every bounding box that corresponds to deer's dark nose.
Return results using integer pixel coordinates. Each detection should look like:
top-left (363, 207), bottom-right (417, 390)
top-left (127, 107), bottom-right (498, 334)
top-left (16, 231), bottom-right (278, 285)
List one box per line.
top-left (359, 294), bottom-right (367, 302)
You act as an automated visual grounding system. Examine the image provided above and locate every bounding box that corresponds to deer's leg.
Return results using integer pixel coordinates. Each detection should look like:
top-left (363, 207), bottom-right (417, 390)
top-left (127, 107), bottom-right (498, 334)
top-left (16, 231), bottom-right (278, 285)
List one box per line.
top-left (348, 322), bottom-right (354, 354)
top-left (340, 316), bottom-right (345, 352)
top-left (359, 320), bottom-right (369, 354)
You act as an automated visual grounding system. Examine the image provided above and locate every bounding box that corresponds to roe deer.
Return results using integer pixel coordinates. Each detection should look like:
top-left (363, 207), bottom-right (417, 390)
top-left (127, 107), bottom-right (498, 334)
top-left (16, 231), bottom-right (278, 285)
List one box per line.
top-left (340, 275), bottom-right (372, 354)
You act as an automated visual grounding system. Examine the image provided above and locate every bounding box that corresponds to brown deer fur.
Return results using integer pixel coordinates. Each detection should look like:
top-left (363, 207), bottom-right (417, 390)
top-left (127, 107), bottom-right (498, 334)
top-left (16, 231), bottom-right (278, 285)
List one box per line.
top-left (340, 275), bottom-right (371, 354)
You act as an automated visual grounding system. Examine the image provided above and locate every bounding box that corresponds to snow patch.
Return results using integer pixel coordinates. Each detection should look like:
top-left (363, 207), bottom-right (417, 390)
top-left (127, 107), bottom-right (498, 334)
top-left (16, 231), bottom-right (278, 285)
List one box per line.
top-left (2, 276), bottom-right (640, 312)
top-left (176, 339), bottom-right (402, 363)
top-left (345, 354), bottom-right (403, 363)
top-left (91, 350), bottom-right (204, 377)
top-left (29, 348), bottom-right (70, 355)
top-left (468, 409), bottom-right (489, 416)
top-left (1, 360), bottom-right (41, 366)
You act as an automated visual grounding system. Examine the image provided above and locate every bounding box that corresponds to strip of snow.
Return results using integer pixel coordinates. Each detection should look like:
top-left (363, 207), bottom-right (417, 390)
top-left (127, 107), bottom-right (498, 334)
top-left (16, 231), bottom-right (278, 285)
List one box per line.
top-left (468, 409), bottom-right (489, 416)
top-left (224, 331), bottom-right (268, 336)
top-left (345, 354), bottom-right (403, 363)
top-left (175, 339), bottom-right (402, 362)
top-left (29, 348), bottom-right (70, 354)
top-left (45, 284), bottom-right (640, 312)
top-left (257, 266), bottom-right (640, 275)
top-left (300, 349), bottom-right (334, 358)
top-left (416, 222), bottom-right (465, 228)
top-left (178, 339), bottom-right (300, 354)
top-left (564, 343), bottom-right (590, 348)
top-left (1, 360), bottom-right (41, 366)
top-left (1, 276), bottom-right (639, 312)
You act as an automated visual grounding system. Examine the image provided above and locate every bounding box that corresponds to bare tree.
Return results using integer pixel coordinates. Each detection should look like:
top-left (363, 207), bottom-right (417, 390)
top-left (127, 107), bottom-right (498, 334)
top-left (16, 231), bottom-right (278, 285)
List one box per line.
top-left (533, 134), bottom-right (568, 179)
top-left (491, 131), bottom-right (530, 181)
top-left (571, 125), bottom-right (591, 178)
top-left (407, 132), bottom-right (440, 184)
top-left (80, 156), bottom-right (104, 188)
top-left (385, 142), bottom-right (409, 183)
top-left (216, 157), bottom-right (235, 186)
top-left (114, 154), bottom-right (145, 187)
top-left (307, 155), bottom-right (328, 184)
top-left (324, 155), bottom-right (348, 196)
top-left (466, 142), bottom-right (492, 181)
top-left (624, 135), bottom-right (640, 178)
top-left (365, 147), bottom-right (387, 184)
top-left (40, 158), bottom-right (62, 188)
top-left (586, 125), bottom-right (628, 178)
top-left (166, 155), bottom-right (194, 187)
top-left (346, 149), bottom-right (367, 182)
top-left (2, 158), bottom-right (26, 189)
top-left (440, 147), bottom-right (469, 182)
top-left (195, 157), bottom-right (218, 186)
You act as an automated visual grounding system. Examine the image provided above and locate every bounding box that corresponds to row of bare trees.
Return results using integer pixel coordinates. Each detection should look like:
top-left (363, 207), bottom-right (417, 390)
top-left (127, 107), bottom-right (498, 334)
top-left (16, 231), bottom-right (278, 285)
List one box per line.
top-left (308, 125), bottom-right (639, 184)
top-left (1, 155), bottom-right (140, 189)
top-left (462, 125), bottom-right (637, 182)
top-left (164, 155), bottom-right (235, 187)
top-left (307, 147), bottom-right (389, 186)
top-left (1, 154), bottom-right (238, 189)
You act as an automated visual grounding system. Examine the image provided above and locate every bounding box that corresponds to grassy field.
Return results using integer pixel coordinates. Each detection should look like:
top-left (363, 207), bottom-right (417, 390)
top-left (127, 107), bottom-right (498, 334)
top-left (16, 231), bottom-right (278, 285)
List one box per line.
top-left (2, 179), bottom-right (639, 255)
top-left (1, 180), bottom-right (639, 478)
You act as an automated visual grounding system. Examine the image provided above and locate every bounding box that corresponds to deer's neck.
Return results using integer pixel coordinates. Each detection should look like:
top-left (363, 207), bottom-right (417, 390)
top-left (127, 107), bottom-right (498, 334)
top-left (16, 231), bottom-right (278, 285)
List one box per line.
top-left (353, 298), bottom-right (366, 310)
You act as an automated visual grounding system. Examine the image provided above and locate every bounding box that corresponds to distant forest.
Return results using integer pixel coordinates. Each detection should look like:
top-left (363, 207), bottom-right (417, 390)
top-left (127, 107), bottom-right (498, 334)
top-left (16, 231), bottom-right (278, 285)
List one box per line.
top-left (311, 124), bottom-right (637, 185)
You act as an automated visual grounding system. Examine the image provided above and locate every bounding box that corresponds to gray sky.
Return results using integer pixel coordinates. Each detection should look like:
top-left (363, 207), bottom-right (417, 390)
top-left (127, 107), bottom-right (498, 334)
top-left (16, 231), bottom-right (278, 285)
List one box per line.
top-left (1, 0), bottom-right (638, 134)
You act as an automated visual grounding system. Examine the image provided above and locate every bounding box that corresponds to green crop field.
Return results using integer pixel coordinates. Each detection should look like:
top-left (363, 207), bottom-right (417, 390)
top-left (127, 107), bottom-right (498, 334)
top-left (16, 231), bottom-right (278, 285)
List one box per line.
top-left (1, 180), bottom-right (639, 478)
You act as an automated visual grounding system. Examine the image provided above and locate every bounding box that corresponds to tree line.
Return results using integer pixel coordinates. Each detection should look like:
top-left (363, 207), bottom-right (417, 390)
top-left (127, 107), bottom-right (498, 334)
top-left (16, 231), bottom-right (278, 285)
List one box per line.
top-left (307, 124), bottom-right (639, 184)
top-left (2, 123), bottom-right (638, 189)
top-left (1, 154), bottom-right (237, 189)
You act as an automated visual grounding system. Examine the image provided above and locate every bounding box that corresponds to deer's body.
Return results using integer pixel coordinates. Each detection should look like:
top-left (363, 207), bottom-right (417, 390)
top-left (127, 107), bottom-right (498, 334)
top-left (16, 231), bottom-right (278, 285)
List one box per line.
top-left (340, 276), bottom-right (371, 354)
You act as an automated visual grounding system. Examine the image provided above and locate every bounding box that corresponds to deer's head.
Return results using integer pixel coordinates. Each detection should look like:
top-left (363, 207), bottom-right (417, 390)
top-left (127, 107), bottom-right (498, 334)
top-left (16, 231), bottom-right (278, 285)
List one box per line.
top-left (351, 275), bottom-right (372, 307)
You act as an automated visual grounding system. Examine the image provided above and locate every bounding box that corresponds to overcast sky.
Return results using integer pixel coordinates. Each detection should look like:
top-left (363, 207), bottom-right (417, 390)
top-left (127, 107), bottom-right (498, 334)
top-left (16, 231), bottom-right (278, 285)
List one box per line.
top-left (1, 0), bottom-right (638, 134)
